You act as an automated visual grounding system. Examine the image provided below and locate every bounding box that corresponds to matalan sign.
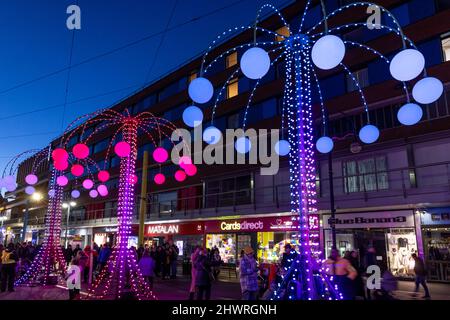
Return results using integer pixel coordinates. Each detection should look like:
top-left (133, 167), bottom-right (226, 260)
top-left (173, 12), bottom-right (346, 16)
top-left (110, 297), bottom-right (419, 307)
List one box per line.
top-left (147, 224), bottom-right (179, 235)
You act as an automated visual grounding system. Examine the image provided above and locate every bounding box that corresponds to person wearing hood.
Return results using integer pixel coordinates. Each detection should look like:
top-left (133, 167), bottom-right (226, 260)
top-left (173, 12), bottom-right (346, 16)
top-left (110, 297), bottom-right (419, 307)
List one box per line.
top-left (239, 246), bottom-right (259, 300)
top-left (1, 243), bottom-right (18, 292)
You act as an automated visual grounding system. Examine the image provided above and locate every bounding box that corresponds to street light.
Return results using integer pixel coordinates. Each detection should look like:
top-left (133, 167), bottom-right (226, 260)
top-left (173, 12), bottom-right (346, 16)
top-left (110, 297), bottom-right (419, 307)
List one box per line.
top-left (22, 192), bottom-right (43, 242)
top-left (63, 201), bottom-right (76, 248)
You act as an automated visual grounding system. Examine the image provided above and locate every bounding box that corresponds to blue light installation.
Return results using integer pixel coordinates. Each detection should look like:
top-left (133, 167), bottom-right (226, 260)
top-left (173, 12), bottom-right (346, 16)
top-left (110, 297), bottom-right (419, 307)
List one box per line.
top-left (359, 124), bottom-right (380, 144)
top-left (203, 126), bottom-right (222, 144)
top-left (389, 49), bottom-right (425, 81)
top-left (240, 47), bottom-right (271, 79)
top-left (412, 77), bottom-right (444, 104)
top-left (182, 106), bottom-right (203, 127)
top-left (275, 139), bottom-right (291, 156)
top-left (311, 35), bottom-right (345, 70)
top-left (71, 190), bottom-right (81, 199)
top-left (235, 137), bottom-right (251, 153)
top-left (397, 103), bottom-right (423, 126)
top-left (188, 77), bottom-right (214, 104)
top-left (316, 136), bottom-right (334, 154)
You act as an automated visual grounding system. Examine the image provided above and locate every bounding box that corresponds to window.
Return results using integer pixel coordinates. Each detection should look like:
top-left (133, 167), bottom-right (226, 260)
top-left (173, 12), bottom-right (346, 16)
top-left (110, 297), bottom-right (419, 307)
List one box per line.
top-left (227, 113), bottom-right (241, 129)
top-left (441, 33), bottom-right (450, 62)
top-left (226, 52), bottom-right (238, 68)
top-left (346, 68), bottom-right (369, 92)
top-left (436, 0), bottom-right (450, 11)
top-left (205, 175), bottom-right (252, 208)
top-left (93, 138), bottom-right (109, 154)
top-left (67, 134), bottom-right (79, 148)
top-left (188, 71), bottom-right (197, 84)
top-left (227, 78), bottom-right (239, 99)
top-left (275, 26), bottom-right (290, 42)
top-left (343, 156), bottom-right (388, 193)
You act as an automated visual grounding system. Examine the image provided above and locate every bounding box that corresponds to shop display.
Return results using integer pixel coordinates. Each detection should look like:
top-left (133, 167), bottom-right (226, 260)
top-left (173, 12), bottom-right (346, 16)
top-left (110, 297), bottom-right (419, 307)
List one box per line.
top-left (386, 228), bottom-right (417, 277)
top-left (206, 234), bottom-right (236, 264)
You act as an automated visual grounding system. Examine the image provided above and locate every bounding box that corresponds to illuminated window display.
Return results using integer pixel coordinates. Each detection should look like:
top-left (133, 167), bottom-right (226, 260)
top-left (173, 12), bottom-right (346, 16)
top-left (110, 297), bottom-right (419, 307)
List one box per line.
top-left (206, 234), bottom-right (236, 264)
top-left (257, 232), bottom-right (300, 263)
top-left (387, 228), bottom-right (417, 277)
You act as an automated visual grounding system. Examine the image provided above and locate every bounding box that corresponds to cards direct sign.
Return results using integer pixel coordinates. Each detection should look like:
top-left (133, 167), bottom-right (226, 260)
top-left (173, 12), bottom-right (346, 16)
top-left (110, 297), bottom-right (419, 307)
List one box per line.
top-left (220, 220), bottom-right (263, 231)
top-left (205, 216), bottom-right (298, 233)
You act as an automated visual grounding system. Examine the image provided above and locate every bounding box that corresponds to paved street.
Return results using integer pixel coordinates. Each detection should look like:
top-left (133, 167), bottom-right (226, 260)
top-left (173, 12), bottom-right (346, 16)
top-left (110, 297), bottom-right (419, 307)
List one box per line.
top-left (1, 275), bottom-right (449, 300)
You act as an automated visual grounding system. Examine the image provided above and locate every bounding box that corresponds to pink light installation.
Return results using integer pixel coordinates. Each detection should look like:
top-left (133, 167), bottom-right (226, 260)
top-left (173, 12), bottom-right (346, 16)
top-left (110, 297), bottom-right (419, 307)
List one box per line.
top-left (56, 175), bottom-right (68, 186)
top-left (174, 170), bottom-right (186, 182)
top-left (72, 143), bottom-right (90, 159)
top-left (25, 174), bottom-right (38, 185)
top-left (71, 164), bottom-right (84, 177)
top-left (184, 164), bottom-right (197, 176)
top-left (98, 170), bottom-right (110, 182)
top-left (89, 189), bottom-right (98, 198)
top-left (82, 178), bottom-right (94, 189)
top-left (154, 173), bottom-right (165, 185)
top-left (153, 147), bottom-right (168, 163)
top-left (114, 141), bottom-right (131, 157)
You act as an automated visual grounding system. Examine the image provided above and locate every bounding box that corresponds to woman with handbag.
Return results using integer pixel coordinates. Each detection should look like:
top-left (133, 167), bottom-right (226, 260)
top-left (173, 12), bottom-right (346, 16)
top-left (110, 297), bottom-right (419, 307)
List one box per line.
top-left (194, 247), bottom-right (212, 300)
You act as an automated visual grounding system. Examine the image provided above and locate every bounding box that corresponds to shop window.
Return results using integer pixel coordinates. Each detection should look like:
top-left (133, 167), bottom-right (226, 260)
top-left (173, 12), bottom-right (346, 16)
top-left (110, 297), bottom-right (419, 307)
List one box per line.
top-left (441, 33), bottom-right (450, 62)
top-left (275, 26), bottom-right (290, 42)
top-left (346, 68), bottom-right (369, 92)
top-left (343, 156), bottom-right (389, 193)
top-left (226, 52), bottom-right (238, 68)
top-left (227, 78), bottom-right (239, 99)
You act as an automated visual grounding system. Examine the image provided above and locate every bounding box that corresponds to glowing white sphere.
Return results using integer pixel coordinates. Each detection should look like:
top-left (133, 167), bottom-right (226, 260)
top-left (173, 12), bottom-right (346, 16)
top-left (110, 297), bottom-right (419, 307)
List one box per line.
top-left (274, 140), bottom-right (290, 156)
top-left (182, 106), bottom-right (203, 127)
top-left (359, 125), bottom-right (380, 144)
top-left (311, 35), bottom-right (346, 70)
top-left (389, 49), bottom-right (425, 81)
top-left (188, 77), bottom-right (214, 104)
top-left (412, 77), bottom-right (443, 104)
top-left (203, 126), bottom-right (222, 144)
top-left (240, 47), bottom-right (271, 80)
top-left (316, 136), bottom-right (334, 154)
top-left (25, 186), bottom-right (35, 195)
top-left (235, 137), bottom-right (251, 154)
top-left (397, 103), bottom-right (423, 126)
top-left (71, 190), bottom-right (80, 199)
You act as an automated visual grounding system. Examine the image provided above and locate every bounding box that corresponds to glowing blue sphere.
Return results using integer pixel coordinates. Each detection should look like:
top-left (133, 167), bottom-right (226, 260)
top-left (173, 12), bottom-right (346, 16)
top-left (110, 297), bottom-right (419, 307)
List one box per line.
top-left (311, 35), bottom-right (346, 70)
top-left (240, 47), bottom-right (271, 80)
top-left (235, 137), bottom-right (251, 154)
top-left (71, 190), bottom-right (81, 199)
top-left (359, 125), bottom-right (380, 144)
top-left (274, 140), bottom-right (290, 156)
top-left (182, 106), bottom-right (203, 127)
top-left (412, 77), bottom-right (443, 104)
top-left (397, 103), bottom-right (422, 126)
top-left (48, 189), bottom-right (56, 198)
top-left (389, 49), bottom-right (424, 81)
top-left (203, 126), bottom-right (222, 144)
top-left (316, 136), bottom-right (334, 154)
top-left (188, 77), bottom-right (214, 104)
top-left (25, 186), bottom-right (35, 195)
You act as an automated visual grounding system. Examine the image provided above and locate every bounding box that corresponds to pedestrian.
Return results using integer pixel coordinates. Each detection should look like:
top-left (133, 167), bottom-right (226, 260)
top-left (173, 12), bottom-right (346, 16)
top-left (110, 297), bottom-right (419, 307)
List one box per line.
top-left (189, 246), bottom-right (201, 300)
top-left (211, 248), bottom-right (222, 279)
top-left (323, 248), bottom-right (357, 300)
top-left (168, 244), bottom-right (179, 279)
top-left (83, 245), bottom-right (97, 283)
top-left (194, 247), bottom-right (212, 300)
top-left (155, 246), bottom-right (163, 277)
top-left (1, 243), bottom-right (18, 292)
top-left (137, 244), bottom-right (145, 261)
top-left (97, 243), bottom-right (111, 272)
top-left (138, 249), bottom-right (155, 290)
top-left (64, 244), bottom-right (73, 265)
top-left (239, 246), bottom-right (259, 300)
top-left (411, 253), bottom-right (431, 299)
top-left (281, 243), bottom-right (298, 272)
top-left (76, 250), bottom-right (88, 283)
top-left (163, 248), bottom-right (171, 280)
top-left (72, 244), bottom-right (81, 258)
top-left (66, 257), bottom-right (81, 300)
top-left (348, 250), bottom-right (365, 299)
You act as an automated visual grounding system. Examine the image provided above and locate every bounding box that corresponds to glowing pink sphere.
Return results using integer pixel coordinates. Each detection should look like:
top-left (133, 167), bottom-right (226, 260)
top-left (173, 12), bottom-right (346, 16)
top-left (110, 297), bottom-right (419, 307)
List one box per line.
top-left (89, 190), bottom-right (98, 198)
top-left (184, 164), bottom-right (197, 176)
top-left (154, 173), bottom-right (166, 185)
top-left (82, 179), bottom-right (94, 190)
top-left (179, 156), bottom-right (192, 169)
top-left (71, 164), bottom-right (84, 177)
top-left (56, 175), bottom-right (68, 187)
top-left (153, 147), bottom-right (168, 163)
top-left (54, 160), bottom-right (68, 171)
top-left (72, 143), bottom-right (90, 159)
top-left (97, 184), bottom-right (108, 197)
top-left (114, 141), bottom-right (131, 157)
top-left (25, 174), bottom-right (38, 185)
top-left (98, 170), bottom-right (110, 182)
top-left (174, 170), bottom-right (186, 182)
top-left (129, 174), bottom-right (138, 185)
top-left (52, 148), bottom-right (68, 162)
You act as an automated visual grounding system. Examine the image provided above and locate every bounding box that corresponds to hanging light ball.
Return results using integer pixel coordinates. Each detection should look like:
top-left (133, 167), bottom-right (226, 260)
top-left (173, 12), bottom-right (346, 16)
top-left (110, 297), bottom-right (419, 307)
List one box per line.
top-left (311, 35), bottom-right (346, 70)
top-left (240, 47), bottom-right (271, 79)
top-left (179, 156), bottom-right (192, 170)
top-left (97, 184), bottom-right (108, 197)
top-left (153, 147), bottom-right (169, 163)
top-left (114, 141), bottom-right (131, 157)
top-left (154, 173), bottom-right (166, 185)
top-left (235, 137), bottom-right (251, 154)
top-left (56, 175), bottom-right (68, 187)
top-left (412, 77), bottom-right (443, 104)
top-left (52, 148), bottom-right (68, 162)
top-left (25, 174), bottom-right (38, 185)
top-left (184, 164), bottom-right (197, 176)
top-left (6, 183), bottom-right (17, 192)
top-left (389, 49), bottom-right (425, 81)
top-left (71, 190), bottom-right (80, 199)
top-left (203, 126), bottom-right (222, 145)
top-left (72, 143), bottom-right (90, 159)
top-left (274, 140), bottom-right (290, 156)
top-left (98, 170), bottom-right (110, 182)
top-left (71, 164), bottom-right (84, 177)
top-left (89, 189), bottom-right (98, 199)
top-left (25, 186), bottom-right (35, 195)
top-left (182, 106), bottom-right (203, 127)
top-left (316, 136), bottom-right (334, 154)
top-left (188, 77), bottom-right (214, 104)
top-left (359, 125), bottom-right (380, 144)
top-left (48, 189), bottom-right (56, 198)
top-left (82, 179), bottom-right (94, 190)
top-left (397, 103), bottom-right (423, 126)
top-left (175, 170), bottom-right (186, 182)
top-left (54, 160), bottom-right (69, 171)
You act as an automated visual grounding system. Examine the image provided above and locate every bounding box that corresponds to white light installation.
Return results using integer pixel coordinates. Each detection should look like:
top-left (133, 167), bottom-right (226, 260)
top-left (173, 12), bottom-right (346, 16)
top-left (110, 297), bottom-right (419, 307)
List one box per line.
top-left (240, 47), bottom-right (271, 79)
top-left (389, 49), bottom-right (425, 81)
top-left (397, 103), bottom-right (423, 126)
top-left (412, 77), bottom-right (443, 104)
top-left (311, 35), bottom-right (345, 70)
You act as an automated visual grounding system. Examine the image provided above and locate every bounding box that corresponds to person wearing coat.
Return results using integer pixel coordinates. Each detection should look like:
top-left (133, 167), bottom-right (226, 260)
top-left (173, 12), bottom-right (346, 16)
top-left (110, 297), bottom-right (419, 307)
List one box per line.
top-left (189, 246), bottom-right (201, 300)
top-left (194, 248), bottom-right (212, 300)
top-left (239, 246), bottom-right (259, 300)
top-left (138, 249), bottom-right (156, 289)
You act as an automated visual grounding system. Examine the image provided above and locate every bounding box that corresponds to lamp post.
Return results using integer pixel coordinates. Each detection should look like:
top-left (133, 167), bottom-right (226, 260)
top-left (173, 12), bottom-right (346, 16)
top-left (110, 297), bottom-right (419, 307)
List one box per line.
top-left (22, 192), bottom-right (43, 243)
top-left (63, 201), bottom-right (76, 248)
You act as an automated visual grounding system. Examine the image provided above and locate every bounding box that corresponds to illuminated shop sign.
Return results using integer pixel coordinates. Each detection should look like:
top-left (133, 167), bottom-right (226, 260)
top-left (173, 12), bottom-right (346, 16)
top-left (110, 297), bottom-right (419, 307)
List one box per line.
top-left (147, 224), bottom-right (179, 235)
top-left (322, 211), bottom-right (414, 229)
top-left (220, 220), bottom-right (264, 231)
top-left (206, 216), bottom-right (298, 233)
top-left (144, 222), bottom-right (204, 236)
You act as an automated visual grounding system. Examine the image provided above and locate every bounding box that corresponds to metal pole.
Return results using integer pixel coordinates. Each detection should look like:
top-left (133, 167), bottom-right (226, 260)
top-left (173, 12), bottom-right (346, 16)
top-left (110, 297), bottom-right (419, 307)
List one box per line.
top-left (65, 206), bottom-right (70, 248)
top-left (328, 152), bottom-right (337, 250)
top-left (22, 200), bottom-right (29, 242)
top-left (138, 151), bottom-right (149, 246)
